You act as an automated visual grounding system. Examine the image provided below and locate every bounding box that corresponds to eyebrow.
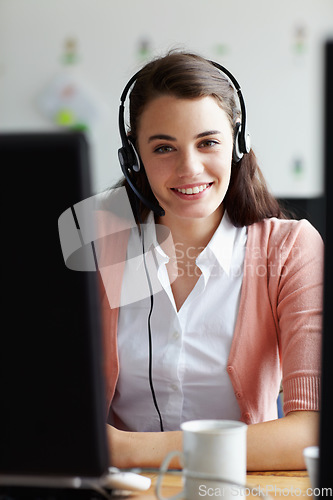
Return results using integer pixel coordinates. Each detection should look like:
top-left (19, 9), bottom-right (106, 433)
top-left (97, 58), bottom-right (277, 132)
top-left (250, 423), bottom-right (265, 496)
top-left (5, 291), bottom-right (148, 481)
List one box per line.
top-left (196, 130), bottom-right (221, 139)
top-left (147, 130), bottom-right (222, 143)
top-left (148, 134), bottom-right (176, 143)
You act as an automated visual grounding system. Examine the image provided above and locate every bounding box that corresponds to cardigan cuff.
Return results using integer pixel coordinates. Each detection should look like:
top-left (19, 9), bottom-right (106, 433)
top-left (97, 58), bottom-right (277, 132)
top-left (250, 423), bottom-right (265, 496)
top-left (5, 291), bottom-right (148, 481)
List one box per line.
top-left (283, 375), bottom-right (321, 415)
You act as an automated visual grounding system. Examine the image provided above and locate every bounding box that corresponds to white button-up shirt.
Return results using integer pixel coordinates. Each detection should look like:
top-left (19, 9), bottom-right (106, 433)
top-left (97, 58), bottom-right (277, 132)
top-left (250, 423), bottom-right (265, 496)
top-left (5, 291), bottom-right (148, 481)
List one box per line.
top-left (110, 212), bottom-right (247, 431)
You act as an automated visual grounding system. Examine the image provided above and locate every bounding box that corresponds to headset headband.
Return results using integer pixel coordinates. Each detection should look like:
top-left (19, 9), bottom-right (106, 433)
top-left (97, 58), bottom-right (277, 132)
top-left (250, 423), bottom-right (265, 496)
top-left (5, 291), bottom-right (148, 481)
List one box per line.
top-left (119, 61), bottom-right (250, 155)
top-left (209, 61), bottom-right (249, 154)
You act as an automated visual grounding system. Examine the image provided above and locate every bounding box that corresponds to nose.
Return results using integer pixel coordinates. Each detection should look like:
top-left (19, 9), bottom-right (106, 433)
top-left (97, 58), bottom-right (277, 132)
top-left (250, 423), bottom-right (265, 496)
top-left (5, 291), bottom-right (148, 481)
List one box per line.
top-left (176, 148), bottom-right (204, 178)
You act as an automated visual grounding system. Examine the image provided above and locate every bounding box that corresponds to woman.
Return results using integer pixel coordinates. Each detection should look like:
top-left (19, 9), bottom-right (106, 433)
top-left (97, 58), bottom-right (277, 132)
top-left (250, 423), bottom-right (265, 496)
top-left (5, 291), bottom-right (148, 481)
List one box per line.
top-left (97, 51), bottom-right (322, 471)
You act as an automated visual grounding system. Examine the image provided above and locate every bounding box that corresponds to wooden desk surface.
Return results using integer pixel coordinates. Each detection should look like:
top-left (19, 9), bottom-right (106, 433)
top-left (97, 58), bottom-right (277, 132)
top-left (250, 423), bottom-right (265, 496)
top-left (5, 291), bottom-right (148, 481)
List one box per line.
top-left (113, 470), bottom-right (312, 499)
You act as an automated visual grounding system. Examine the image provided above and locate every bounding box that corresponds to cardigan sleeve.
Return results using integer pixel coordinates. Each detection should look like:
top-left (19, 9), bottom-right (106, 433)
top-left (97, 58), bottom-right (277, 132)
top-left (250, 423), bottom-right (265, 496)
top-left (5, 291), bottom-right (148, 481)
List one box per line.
top-left (268, 219), bottom-right (323, 415)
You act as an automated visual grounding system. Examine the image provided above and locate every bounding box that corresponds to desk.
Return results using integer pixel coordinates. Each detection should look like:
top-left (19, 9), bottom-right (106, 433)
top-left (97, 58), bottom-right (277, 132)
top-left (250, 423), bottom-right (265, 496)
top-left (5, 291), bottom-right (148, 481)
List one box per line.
top-left (114, 471), bottom-right (312, 499)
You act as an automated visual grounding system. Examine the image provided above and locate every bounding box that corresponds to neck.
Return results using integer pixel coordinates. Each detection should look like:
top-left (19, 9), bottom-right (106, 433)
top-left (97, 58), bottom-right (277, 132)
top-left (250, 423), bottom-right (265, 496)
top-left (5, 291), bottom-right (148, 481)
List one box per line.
top-left (156, 206), bottom-right (224, 254)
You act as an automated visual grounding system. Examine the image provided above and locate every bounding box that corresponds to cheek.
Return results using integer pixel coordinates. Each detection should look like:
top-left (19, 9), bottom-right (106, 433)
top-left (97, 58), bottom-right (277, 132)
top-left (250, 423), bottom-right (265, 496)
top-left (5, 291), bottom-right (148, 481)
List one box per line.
top-left (213, 156), bottom-right (232, 181)
top-left (141, 153), bottom-right (170, 184)
top-left (142, 163), bottom-right (166, 194)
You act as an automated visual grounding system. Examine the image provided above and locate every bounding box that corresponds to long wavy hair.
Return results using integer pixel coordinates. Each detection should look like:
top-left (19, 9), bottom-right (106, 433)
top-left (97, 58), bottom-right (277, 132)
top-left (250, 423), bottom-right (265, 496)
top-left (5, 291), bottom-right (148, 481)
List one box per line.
top-left (116, 51), bottom-right (286, 226)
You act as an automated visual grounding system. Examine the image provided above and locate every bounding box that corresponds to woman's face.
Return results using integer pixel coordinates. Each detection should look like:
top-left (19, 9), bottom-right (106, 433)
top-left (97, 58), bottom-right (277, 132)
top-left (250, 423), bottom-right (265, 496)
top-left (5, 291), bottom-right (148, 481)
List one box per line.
top-left (136, 95), bottom-right (234, 224)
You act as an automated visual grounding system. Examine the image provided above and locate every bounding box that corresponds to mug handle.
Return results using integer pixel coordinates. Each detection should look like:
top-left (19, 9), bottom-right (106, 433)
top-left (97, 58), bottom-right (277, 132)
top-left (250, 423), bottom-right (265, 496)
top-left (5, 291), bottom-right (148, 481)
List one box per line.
top-left (155, 450), bottom-right (184, 500)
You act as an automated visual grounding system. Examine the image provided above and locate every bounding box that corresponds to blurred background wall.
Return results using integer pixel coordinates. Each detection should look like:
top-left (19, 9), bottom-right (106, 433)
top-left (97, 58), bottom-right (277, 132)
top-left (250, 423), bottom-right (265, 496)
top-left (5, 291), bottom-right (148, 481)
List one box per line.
top-left (1, 0), bottom-right (332, 229)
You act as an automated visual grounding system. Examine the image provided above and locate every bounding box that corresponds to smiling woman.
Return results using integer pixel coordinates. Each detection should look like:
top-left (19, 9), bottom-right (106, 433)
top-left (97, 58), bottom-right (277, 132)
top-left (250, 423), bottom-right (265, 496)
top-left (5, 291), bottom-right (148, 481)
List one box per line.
top-left (98, 51), bottom-right (323, 472)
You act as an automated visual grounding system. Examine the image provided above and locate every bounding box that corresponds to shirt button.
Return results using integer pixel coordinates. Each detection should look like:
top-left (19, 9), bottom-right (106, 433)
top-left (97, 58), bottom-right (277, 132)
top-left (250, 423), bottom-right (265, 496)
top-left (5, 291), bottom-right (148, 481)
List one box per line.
top-left (243, 412), bottom-right (251, 421)
top-left (172, 332), bottom-right (180, 340)
top-left (227, 366), bottom-right (233, 373)
top-left (171, 384), bottom-right (178, 392)
top-left (236, 391), bottom-right (242, 399)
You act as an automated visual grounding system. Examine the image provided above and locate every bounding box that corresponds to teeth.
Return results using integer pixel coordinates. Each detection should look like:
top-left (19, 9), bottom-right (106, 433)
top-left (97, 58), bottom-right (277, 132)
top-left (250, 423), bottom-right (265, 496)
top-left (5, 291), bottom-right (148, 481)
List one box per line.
top-left (176, 184), bottom-right (209, 194)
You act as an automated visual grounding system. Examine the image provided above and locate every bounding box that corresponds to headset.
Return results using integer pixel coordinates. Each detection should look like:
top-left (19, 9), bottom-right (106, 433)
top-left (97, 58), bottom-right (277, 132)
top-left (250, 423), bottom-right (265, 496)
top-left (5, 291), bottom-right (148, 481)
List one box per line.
top-left (118, 59), bottom-right (251, 217)
top-left (117, 59), bottom-right (251, 432)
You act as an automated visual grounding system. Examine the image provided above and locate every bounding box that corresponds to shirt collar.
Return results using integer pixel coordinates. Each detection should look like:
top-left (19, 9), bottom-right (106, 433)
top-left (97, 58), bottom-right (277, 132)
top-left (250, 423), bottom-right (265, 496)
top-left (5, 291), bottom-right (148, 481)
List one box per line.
top-left (142, 210), bottom-right (240, 275)
top-left (196, 211), bottom-right (238, 277)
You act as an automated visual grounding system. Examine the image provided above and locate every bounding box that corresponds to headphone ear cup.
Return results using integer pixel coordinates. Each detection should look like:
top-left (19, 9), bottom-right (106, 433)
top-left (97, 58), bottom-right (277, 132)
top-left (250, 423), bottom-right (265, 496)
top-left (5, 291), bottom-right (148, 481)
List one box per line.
top-left (118, 140), bottom-right (141, 173)
top-left (118, 145), bottom-right (132, 171)
top-left (233, 122), bottom-right (243, 163)
top-left (128, 139), bottom-right (141, 172)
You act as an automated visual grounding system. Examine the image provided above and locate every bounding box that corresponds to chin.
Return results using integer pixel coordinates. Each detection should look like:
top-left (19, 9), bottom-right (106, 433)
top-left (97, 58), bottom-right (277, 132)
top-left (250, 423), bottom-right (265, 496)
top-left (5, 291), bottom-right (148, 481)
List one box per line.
top-left (174, 206), bottom-right (220, 221)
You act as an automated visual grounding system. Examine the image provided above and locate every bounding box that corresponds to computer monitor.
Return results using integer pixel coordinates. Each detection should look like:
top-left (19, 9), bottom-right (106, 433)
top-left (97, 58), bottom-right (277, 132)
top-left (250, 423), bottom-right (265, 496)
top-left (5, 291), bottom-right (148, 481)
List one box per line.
top-left (0, 131), bottom-right (109, 491)
top-left (319, 40), bottom-right (333, 491)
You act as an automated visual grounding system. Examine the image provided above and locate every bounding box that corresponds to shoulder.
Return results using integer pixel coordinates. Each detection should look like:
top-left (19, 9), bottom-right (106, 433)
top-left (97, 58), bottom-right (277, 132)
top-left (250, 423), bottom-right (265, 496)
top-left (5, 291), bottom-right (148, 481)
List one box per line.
top-left (94, 187), bottom-right (137, 236)
top-left (248, 217), bottom-right (323, 251)
top-left (245, 218), bottom-right (324, 270)
top-left (94, 187), bottom-right (134, 220)
top-left (92, 189), bottom-right (135, 270)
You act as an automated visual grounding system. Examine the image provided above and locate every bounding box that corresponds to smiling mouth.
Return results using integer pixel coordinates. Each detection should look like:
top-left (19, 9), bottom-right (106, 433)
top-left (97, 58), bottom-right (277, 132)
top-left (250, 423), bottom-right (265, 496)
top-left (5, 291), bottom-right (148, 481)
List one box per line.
top-left (172, 182), bottom-right (213, 195)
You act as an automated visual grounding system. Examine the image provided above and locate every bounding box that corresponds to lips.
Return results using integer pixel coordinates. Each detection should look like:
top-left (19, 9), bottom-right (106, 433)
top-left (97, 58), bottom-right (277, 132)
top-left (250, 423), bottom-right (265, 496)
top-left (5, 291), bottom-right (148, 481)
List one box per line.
top-left (171, 182), bottom-right (213, 195)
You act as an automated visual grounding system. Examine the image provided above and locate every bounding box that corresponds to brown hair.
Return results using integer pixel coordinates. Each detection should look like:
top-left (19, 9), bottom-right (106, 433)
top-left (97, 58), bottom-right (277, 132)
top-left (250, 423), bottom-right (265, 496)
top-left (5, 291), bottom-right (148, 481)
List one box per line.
top-left (118, 51), bottom-right (285, 226)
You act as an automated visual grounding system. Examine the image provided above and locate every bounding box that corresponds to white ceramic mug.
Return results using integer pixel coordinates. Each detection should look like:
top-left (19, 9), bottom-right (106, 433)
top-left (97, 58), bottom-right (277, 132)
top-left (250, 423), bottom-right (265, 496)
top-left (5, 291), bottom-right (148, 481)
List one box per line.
top-left (156, 419), bottom-right (247, 500)
top-left (303, 446), bottom-right (319, 490)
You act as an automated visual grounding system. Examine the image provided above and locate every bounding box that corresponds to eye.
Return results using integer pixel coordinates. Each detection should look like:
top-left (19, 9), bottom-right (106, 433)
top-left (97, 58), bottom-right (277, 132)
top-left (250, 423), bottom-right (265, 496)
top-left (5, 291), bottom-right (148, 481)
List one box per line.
top-left (153, 145), bottom-right (175, 154)
top-left (198, 139), bottom-right (219, 148)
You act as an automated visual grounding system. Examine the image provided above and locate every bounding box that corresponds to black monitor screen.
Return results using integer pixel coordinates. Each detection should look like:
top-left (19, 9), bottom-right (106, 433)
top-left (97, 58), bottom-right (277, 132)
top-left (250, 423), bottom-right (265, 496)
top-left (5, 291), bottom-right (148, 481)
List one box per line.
top-left (319, 40), bottom-right (333, 490)
top-left (0, 131), bottom-right (109, 480)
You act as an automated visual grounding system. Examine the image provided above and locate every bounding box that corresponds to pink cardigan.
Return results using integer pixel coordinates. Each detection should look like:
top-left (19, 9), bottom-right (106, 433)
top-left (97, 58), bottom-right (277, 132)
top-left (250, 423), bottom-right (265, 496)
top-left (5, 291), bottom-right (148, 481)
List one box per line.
top-left (97, 214), bottom-right (323, 426)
